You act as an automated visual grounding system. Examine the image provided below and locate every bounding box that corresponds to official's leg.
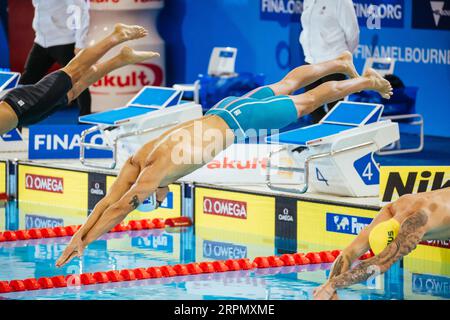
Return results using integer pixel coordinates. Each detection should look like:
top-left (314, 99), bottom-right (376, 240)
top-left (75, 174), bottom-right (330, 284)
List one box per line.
top-left (50, 43), bottom-right (92, 116)
top-left (19, 43), bottom-right (55, 85)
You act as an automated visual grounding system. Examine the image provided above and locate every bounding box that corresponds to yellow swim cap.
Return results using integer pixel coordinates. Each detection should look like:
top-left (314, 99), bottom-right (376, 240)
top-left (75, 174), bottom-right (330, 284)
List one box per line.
top-left (369, 218), bottom-right (400, 255)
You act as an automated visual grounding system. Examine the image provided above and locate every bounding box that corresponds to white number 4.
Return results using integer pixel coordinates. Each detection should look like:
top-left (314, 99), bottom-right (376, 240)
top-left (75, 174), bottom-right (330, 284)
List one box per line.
top-left (363, 162), bottom-right (373, 181)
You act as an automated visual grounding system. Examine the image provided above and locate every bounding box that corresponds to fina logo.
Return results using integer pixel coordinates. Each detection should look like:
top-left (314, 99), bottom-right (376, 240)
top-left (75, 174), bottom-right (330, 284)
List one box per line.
top-left (431, 1), bottom-right (450, 26)
top-left (353, 0), bottom-right (404, 29)
top-left (326, 213), bottom-right (372, 235)
top-left (260, 0), bottom-right (303, 22)
top-left (34, 133), bottom-right (102, 151)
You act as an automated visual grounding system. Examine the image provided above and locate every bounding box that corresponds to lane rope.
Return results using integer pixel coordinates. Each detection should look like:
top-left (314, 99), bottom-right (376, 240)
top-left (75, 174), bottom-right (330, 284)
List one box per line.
top-left (0, 217), bottom-right (193, 243)
top-left (0, 250), bottom-right (375, 293)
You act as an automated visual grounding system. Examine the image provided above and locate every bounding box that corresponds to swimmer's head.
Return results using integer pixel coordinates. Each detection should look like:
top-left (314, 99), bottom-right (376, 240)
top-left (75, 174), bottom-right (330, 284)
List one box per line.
top-left (368, 218), bottom-right (400, 255)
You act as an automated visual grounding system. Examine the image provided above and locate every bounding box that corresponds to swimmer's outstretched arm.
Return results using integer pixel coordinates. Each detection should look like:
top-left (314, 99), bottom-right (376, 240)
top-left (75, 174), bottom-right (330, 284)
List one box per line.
top-left (55, 157), bottom-right (142, 267)
top-left (315, 204), bottom-right (395, 299)
top-left (327, 204), bottom-right (395, 279)
top-left (56, 156), bottom-right (170, 267)
top-left (81, 156), bottom-right (170, 247)
top-left (314, 210), bottom-right (428, 300)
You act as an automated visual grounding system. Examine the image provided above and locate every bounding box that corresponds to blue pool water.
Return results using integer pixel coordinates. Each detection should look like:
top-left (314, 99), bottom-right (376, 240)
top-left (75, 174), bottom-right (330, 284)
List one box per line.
top-left (0, 201), bottom-right (449, 300)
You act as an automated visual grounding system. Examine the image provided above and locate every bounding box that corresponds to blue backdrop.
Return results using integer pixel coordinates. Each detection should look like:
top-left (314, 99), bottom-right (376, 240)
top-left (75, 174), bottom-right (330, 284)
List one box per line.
top-left (0, 1), bottom-right (448, 137)
top-left (159, 0), bottom-right (450, 137)
top-left (0, 0), bottom-right (9, 69)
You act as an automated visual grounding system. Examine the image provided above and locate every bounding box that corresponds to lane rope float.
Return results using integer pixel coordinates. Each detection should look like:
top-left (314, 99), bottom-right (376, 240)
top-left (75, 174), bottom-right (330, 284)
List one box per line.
top-left (0, 217), bottom-right (192, 243)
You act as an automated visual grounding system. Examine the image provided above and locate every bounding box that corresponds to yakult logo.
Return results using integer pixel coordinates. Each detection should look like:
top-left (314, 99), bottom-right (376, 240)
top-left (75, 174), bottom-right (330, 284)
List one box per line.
top-left (203, 197), bottom-right (247, 219)
top-left (25, 174), bottom-right (64, 194)
top-left (91, 63), bottom-right (163, 95)
top-left (207, 157), bottom-right (268, 170)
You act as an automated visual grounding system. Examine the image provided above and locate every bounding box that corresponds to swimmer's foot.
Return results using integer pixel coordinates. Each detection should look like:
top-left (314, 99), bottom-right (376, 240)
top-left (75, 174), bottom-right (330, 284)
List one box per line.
top-left (363, 68), bottom-right (393, 99)
top-left (112, 23), bottom-right (148, 43)
top-left (337, 51), bottom-right (359, 79)
top-left (119, 46), bottom-right (160, 64)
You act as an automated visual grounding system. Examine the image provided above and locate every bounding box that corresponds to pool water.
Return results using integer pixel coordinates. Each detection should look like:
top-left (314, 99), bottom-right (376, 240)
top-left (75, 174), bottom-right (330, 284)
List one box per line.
top-left (0, 201), bottom-right (449, 300)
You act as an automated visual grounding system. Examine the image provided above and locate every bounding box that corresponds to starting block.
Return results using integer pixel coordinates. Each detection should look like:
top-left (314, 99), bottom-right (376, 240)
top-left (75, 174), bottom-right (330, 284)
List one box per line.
top-left (0, 71), bottom-right (27, 152)
top-left (79, 86), bottom-right (203, 169)
top-left (265, 101), bottom-right (400, 197)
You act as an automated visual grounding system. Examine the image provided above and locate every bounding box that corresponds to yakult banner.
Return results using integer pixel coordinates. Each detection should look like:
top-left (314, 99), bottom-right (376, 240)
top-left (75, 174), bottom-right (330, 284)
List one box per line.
top-left (87, 0), bottom-right (166, 112)
top-left (181, 144), bottom-right (303, 187)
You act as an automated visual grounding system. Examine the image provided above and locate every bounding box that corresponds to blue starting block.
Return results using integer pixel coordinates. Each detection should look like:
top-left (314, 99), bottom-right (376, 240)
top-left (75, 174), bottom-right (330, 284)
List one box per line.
top-left (265, 101), bottom-right (400, 197)
top-left (0, 71), bottom-right (20, 93)
top-left (79, 86), bottom-right (203, 169)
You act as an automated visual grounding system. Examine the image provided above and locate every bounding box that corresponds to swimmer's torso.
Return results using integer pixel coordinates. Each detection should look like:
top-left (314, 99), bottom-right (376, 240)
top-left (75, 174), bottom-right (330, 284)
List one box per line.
top-left (133, 115), bottom-right (234, 185)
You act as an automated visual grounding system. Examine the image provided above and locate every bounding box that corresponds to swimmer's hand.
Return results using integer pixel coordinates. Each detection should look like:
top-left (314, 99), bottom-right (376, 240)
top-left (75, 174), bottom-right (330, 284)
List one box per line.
top-left (56, 235), bottom-right (86, 268)
top-left (313, 282), bottom-right (337, 300)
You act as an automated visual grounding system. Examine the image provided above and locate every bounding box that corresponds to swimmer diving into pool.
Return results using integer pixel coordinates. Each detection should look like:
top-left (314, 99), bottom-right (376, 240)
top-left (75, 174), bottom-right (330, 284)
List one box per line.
top-left (0, 23), bottom-right (159, 135)
top-left (56, 51), bottom-right (394, 267)
top-left (314, 187), bottom-right (450, 300)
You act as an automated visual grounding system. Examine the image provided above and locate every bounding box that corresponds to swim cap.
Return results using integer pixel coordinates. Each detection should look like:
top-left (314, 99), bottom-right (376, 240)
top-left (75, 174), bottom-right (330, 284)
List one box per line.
top-left (369, 218), bottom-right (400, 255)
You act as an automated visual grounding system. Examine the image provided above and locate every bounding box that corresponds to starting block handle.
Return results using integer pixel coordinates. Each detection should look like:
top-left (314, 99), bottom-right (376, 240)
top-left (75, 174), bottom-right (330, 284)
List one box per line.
top-left (79, 121), bottom-right (181, 170)
top-left (265, 146), bottom-right (309, 194)
top-left (80, 126), bottom-right (118, 170)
